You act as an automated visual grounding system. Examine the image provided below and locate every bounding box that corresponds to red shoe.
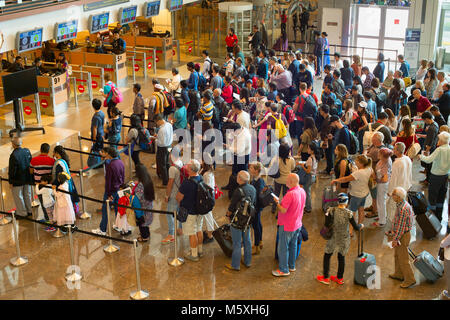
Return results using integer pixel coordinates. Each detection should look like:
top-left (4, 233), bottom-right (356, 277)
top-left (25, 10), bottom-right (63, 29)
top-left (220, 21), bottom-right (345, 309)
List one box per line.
top-left (316, 275), bottom-right (330, 285)
top-left (330, 275), bottom-right (344, 285)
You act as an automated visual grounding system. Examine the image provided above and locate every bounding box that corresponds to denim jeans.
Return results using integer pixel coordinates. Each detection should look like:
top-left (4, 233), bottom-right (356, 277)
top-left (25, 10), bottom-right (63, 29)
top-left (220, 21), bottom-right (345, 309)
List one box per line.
top-left (108, 133), bottom-right (121, 150)
top-left (167, 198), bottom-right (179, 235)
top-left (277, 225), bottom-right (301, 273)
top-left (11, 185), bottom-right (32, 217)
top-left (303, 174), bottom-right (315, 212)
top-left (100, 191), bottom-right (119, 233)
top-left (231, 225), bottom-right (252, 269)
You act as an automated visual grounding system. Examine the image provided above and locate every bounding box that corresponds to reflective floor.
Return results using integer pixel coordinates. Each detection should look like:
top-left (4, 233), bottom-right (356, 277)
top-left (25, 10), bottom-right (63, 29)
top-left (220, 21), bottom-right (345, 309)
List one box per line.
top-left (0, 63), bottom-right (448, 300)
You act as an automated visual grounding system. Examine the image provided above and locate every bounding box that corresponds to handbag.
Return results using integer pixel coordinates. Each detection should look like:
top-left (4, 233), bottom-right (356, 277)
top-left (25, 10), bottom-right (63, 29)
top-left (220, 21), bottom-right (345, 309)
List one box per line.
top-left (177, 207), bottom-right (189, 223)
top-left (320, 208), bottom-right (334, 240)
top-left (407, 141), bottom-right (421, 159)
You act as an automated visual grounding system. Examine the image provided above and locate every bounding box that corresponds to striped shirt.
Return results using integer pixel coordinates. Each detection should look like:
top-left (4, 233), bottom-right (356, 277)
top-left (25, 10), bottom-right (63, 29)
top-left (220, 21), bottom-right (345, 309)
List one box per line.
top-left (30, 154), bottom-right (55, 183)
top-left (391, 200), bottom-right (414, 243)
top-left (200, 102), bottom-right (214, 121)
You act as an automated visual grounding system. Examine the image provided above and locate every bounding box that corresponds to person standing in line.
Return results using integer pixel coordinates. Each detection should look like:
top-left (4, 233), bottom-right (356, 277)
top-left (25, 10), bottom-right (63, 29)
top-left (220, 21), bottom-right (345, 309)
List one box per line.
top-left (167, 68), bottom-right (182, 96)
top-left (133, 164), bottom-right (155, 242)
top-left (272, 174), bottom-right (306, 277)
top-left (176, 160), bottom-right (205, 262)
top-left (102, 73), bottom-right (117, 119)
top-left (225, 122), bottom-right (252, 176)
top-left (398, 55), bottom-right (410, 78)
top-left (105, 106), bottom-right (122, 150)
top-left (125, 114), bottom-right (145, 166)
top-left (225, 28), bottom-right (238, 54)
top-left (89, 98), bottom-right (105, 168)
top-left (316, 193), bottom-right (363, 285)
top-left (92, 147), bottom-right (125, 236)
top-left (200, 157), bottom-right (217, 244)
top-left (371, 148), bottom-right (393, 228)
top-left (132, 83), bottom-right (145, 122)
top-left (152, 114), bottom-right (173, 187)
top-left (249, 162), bottom-right (266, 255)
top-left (225, 170), bottom-right (257, 271)
top-left (8, 137), bottom-right (33, 218)
top-left (386, 187), bottom-right (416, 289)
top-left (437, 230), bottom-right (450, 299)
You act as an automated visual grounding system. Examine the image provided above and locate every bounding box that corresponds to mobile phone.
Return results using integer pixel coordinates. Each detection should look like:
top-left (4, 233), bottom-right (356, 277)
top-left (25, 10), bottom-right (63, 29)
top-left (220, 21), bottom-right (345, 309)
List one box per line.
top-left (271, 193), bottom-right (279, 202)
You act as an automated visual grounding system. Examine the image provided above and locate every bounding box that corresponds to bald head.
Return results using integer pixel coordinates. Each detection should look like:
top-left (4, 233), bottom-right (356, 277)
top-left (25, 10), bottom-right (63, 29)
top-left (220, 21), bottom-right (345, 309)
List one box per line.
top-left (213, 88), bottom-right (221, 97)
top-left (237, 170), bottom-right (250, 185)
top-left (413, 89), bottom-right (421, 99)
top-left (286, 173), bottom-right (299, 189)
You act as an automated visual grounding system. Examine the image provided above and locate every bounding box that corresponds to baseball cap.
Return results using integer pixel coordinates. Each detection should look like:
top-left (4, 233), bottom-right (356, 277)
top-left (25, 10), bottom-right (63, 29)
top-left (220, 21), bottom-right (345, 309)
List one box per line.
top-left (337, 193), bottom-right (349, 204)
top-left (358, 101), bottom-right (368, 109)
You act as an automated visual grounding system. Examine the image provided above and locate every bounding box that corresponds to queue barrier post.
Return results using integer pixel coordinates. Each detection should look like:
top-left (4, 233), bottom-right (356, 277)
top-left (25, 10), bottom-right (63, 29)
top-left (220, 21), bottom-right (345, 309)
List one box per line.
top-left (152, 48), bottom-right (157, 75)
top-left (131, 56), bottom-right (136, 83)
top-left (143, 52), bottom-right (148, 80)
top-left (168, 211), bottom-right (184, 267)
top-left (128, 143), bottom-right (133, 181)
top-left (130, 239), bottom-right (149, 300)
top-left (87, 71), bottom-right (93, 102)
top-left (0, 177), bottom-right (12, 225)
top-left (78, 169), bottom-right (91, 220)
top-left (10, 211), bottom-right (28, 267)
top-left (78, 132), bottom-right (87, 177)
top-left (103, 199), bottom-right (120, 253)
top-left (71, 77), bottom-right (79, 108)
top-left (65, 225), bottom-right (83, 282)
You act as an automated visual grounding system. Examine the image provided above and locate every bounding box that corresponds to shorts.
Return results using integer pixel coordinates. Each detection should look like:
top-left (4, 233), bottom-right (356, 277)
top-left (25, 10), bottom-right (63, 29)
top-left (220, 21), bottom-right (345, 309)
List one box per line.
top-left (349, 195), bottom-right (367, 212)
top-left (184, 214), bottom-right (204, 236)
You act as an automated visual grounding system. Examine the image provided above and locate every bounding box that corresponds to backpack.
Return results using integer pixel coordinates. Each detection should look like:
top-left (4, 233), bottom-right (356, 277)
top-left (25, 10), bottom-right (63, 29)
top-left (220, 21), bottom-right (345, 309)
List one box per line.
top-left (211, 105), bottom-right (221, 129)
top-left (188, 90), bottom-right (201, 113)
top-left (192, 177), bottom-right (215, 215)
top-left (296, 94), bottom-right (318, 120)
top-left (375, 92), bottom-right (386, 115)
top-left (198, 72), bottom-right (207, 91)
top-left (108, 83), bottom-right (123, 104)
top-left (271, 114), bottom-right (287, 139)
top-left (348, 130), bottom-right (359, 155)
top-left (163, 91), bottom-right (176, 115)
top-left (230, 187), bottom-right (256, 231)
top-left (205, 58), bottom-right (214, 78)
top-left (282, 104), bottom-right (295, 124)
top-left (363, 123), bottom-right (383, 150)
top-left (137, 127), bottom-right (152, 150)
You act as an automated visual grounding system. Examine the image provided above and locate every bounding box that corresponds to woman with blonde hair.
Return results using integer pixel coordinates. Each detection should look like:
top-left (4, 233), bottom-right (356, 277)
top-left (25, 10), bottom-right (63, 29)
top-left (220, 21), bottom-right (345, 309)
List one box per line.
top-left (385, 108), bottom-right (398, 133)
top-left (397, 104), bottom-right (411, 133)
top-left (395, 118), bottom-right (418, 154)
top-left (372, 148), bottom-right (393, 228)
top-left (415, 59), bottom-right (428, 82)
top-left (332, 154), bottom-right (373, 232)
top-left (351, 55), bottom-right (362, 77)
top-left (333, 144), bottom-right (352, 193)
top-left (440, 125), bottom-right (450, 134)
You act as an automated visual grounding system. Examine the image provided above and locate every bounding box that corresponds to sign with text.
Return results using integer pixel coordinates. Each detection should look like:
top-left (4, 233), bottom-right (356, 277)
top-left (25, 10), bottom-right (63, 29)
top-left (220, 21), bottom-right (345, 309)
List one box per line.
top-left (16, 28), bottom-right (43, 53)
top-left (119, 6), bottom-right (137, 25)
top-left (55, 20), bottom-right (78, 43)
top-left (89, 12), bottom-right (110, 33)
top-left (405, 28), bottom-right (421, 70)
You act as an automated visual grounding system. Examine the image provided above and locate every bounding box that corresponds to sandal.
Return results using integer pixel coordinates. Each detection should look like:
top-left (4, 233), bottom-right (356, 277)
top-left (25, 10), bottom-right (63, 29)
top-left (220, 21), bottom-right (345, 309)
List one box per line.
top-left (137, 236), bottom-right (149, 242)
top-left (371, 222), bottom-right (385, 228)
top-left (365, 212), bottom-right (378, 219)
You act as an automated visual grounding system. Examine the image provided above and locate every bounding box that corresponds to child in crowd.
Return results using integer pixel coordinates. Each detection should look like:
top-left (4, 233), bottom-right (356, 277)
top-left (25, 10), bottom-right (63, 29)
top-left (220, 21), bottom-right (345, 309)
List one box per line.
top-left (115, 184), bottom-right (132, 236)
top-left (53, 172), bottom-right (76, 233)
top-left (297, 143), bottom-right (319, 213)
top-left (200, 157), bottom-right (217, 244)
top-left (36, 174), bottom-right (55, 231)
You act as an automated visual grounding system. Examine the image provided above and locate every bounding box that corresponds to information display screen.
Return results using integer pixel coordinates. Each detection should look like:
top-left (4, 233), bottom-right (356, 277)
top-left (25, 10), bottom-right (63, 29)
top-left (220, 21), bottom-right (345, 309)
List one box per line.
top-left (168, 0), bottom-right (183, 12)
top-left (2, 68), bottom-right (38, 102)
top-left (119, 6), bottom-right (137, 24)
top-left (16, 28), bottom-right (43, 53)
top-left (55, 20), bottom-right (78, 43)
top-left (145, 1), bottom-right (161, 18)
top-left (90, 12), bottom-right (110, 33)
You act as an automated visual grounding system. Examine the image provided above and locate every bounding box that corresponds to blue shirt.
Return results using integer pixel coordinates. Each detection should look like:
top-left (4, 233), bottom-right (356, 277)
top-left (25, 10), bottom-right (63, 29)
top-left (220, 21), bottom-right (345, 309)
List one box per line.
top-left (332, 126), bottom-right (351, 151)
top-left (400, 61), bottom-right (410, 78)
top-left (181, 88), bottom-right (190, 107)
top-left (257, 58), bottom-right (269, 80)
top-left (91, 110), bottom-right (105, 140)
top-left (179, 175), bottom-right (203, 215)
top-left (373, 61), bottom-right (385, 82)
top-left (367, 99), bottom-right (377, 121)
top-left (110, 117), bottom-right (122, 135)
top-left (174, 106), bottom-right (187, 129)
top-left (297, 70), bottom-right (313, 88)
top-left (188, 71), bottom-right (199, 91)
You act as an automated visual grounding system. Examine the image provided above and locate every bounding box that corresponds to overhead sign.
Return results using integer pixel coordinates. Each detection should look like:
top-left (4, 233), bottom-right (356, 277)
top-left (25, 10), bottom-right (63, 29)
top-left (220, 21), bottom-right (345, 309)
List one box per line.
top-left (168, 0), bottom-right (183, 12)
top-left (145, 1), bottom-right (161, 18)
top-left (89, 12), bottom-right (110, 33)
top-left (119, 5), bottom-right (137, 25)
top-left (16, 28), bottom-right (43, 53)
top-left (83, 0), bottom-right (129, 12)
top-left (404, 28), bottom-right (421, 70)
top-left (55, 20), bottom-right (78, 43)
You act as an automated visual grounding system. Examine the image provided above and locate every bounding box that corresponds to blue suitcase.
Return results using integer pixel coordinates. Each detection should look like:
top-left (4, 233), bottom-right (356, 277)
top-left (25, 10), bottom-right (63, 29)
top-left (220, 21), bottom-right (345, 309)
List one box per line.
top-left (354, 230), bottom-right (377, 287)
top-left (408, 249), bottom-right (443, 283)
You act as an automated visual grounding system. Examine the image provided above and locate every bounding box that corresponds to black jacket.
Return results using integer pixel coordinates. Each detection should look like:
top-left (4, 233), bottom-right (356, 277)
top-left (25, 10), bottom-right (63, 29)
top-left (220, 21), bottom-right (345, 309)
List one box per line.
top-left (435, 90), bottom-right (450, 123)
top-left (8, 147), bottom-right (33, 186)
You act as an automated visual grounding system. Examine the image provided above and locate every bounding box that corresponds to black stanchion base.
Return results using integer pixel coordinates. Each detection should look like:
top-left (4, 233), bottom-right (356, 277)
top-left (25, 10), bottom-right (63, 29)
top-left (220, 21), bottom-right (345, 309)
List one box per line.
top-left (9, 127), bottom-right (46, 137)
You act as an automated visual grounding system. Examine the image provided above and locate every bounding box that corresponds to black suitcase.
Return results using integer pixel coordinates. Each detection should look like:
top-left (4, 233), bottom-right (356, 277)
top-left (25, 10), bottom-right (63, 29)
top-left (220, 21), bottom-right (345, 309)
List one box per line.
top-left (212, 224), bottom-right (233, 257)
top-left (416, 210), bottom-right (442, 240)
top-left (407, 191), bottom-right (428, 216)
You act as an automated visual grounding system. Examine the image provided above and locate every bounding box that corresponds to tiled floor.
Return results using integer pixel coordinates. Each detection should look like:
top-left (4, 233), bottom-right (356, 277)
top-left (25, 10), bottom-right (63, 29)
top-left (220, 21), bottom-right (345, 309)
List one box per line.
top-left (0, 58), bottom-right (448, 300)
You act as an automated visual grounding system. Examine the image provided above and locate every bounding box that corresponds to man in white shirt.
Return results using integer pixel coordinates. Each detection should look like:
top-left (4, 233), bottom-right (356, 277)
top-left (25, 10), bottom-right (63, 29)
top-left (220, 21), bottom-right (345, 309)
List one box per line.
top-left (227, 100), bottom-right (250, 129)
top-left (225, 52), bottom-right (235, 77)
top-left (225, 122), bottom-right (252, 176)
top-left (387, 142), bottom-right (412, 222)
top-left (167, 67), bottom-right (182, 95)
top-left (201, 50), bottom-right (212, 80)
top-left (152, 114), bottom-right (174, 186)
top-left (434, 72), bottom-right (448, 100)
top-left (334, 52), bottom-right (344, 70)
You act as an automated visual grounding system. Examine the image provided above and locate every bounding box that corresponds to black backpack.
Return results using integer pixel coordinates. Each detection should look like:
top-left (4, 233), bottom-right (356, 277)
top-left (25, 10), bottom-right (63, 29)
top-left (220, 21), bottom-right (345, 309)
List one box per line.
top-left (211, 105), bottom-right (221, 129)
top-left (205, 58), bottom-right (214, 78)
top-left (192, 177), bottom-right (215, 215)
top-left (348, 130), bottom-right (359, 155)
top-left (296, 94), bottom-right (318, 120)
top-left (231, 188), bottom-right (256, 231)
top-left (188, 90), bottom-right (201, 113)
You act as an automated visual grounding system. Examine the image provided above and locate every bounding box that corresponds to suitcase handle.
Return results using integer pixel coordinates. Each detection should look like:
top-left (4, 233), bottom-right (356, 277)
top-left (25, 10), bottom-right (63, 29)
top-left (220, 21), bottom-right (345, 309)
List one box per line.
top-left (407, 248), bottom-right (416, 260)
top-left (357, 229), bottom-right (364, 257)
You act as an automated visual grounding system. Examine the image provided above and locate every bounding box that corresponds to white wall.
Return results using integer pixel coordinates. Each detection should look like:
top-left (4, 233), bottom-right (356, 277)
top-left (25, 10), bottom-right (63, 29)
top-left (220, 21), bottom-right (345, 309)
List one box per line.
top-left (0, 0), bottom-right (198, 53)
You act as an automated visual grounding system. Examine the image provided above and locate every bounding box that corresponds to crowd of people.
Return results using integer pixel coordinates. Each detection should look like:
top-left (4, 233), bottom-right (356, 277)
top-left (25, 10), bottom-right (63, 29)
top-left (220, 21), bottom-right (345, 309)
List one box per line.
top-left (4, 30), bottom-right (450, 300)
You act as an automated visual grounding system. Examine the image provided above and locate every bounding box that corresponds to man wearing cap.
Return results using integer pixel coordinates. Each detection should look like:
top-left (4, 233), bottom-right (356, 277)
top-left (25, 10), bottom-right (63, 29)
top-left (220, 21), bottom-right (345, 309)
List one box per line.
top-left (8, 137), bottom-right (33, 218)
top-left (272, 173), bottom-right (306, 277)
top-left (149, 80), bottom-right (169, 120)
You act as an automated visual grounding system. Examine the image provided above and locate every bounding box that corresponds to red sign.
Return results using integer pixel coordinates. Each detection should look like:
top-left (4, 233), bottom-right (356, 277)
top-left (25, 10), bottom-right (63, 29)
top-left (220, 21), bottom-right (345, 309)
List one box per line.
top-left (147, 62), bottom-right (152, 69)
top-left (40, 99), bottom-right (48, 108)
top-left (394, 19), bottom-right (400, 25)
top-left (92, 81), bottom-right (98, 89)
top-left (78, 85), bottom-right (85, 93)
top-left (188, 46), bottom-right (192, 53)
top-left (134, 64), bottom-right (140, 72)
top-left (173, 49), bottom-right (176, 56)
top-left (156, 56), bottom-right (160, 63)
top-left (24, 106), bottom-right (32, 115)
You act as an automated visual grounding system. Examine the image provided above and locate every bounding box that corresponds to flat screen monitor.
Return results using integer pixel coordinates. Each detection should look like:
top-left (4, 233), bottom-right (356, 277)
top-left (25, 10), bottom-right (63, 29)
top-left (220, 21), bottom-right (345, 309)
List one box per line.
top-left (16, 28), bottom-right (43, 53)
top-left (55, 20), bottom-right (78, 43)
top-left (2, 68), bottom-right (38, 102)
top-left (119, 6), bottom-right (137, 25)
top-left (89, 12), bottom-right (110, 33)
top-left (168, 0), bottom-right (183, 12)
top-left (144, 1), bottom-right (161, 18)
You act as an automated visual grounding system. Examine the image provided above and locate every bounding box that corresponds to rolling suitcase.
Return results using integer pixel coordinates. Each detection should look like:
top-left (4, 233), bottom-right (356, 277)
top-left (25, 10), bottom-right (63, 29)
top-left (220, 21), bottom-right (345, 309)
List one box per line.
top-left (407, 191), bottom-right (428, 216)
top-left (408, 248), bottom-right (443, 282)
top-left (322, 186), bottom-right (338, 212)
top-left (416, 210), bottom-right (442, 240)
top-left (354, 229), bottom-right (377, 287)
top-left (212, 223), bottom-right (233, 258)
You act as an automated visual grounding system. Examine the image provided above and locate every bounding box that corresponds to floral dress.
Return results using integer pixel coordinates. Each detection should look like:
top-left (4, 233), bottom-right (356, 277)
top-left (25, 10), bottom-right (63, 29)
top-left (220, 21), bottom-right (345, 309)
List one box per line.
top-left (325, 207), bottom-right (358, 255)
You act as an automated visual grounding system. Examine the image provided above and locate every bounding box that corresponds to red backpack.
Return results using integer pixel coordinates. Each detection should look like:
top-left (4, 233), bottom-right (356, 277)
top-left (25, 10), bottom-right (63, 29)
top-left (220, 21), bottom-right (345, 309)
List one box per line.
top-left (282, 104), bottom-right (295, 124)
top-left (173, 163), bottom-right (189, 186)
top-left (163, 91), bottom-right (176, 115)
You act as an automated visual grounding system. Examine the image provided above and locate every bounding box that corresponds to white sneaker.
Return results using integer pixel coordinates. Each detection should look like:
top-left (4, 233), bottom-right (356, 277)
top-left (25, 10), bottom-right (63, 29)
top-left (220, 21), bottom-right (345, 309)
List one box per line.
top-left (92, 228), bottom-right (106, 236)
top-left (113, 225), bottom-right (120, 232)
top-left (152, 164), bottom-right (157, 169)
